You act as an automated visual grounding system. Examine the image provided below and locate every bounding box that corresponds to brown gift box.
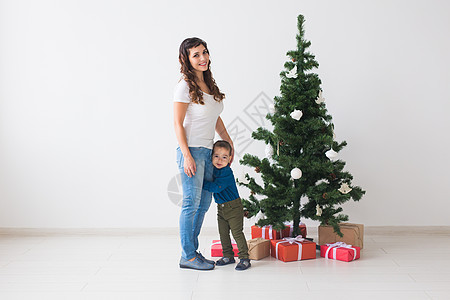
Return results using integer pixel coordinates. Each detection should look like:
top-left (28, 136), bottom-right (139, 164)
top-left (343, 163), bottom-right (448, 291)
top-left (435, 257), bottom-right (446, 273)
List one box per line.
top-left (318, 223), bottom-right (364, 249)
top-left (247, 238), bottom-right (270, 260)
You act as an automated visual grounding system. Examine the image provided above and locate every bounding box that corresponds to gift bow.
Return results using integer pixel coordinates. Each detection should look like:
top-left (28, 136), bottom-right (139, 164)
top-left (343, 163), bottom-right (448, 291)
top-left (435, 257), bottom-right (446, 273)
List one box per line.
top-left (275, 236), bottom-right (307, 261)
top-left (283, 236), bottom-right (307, 244)
top-left (325, 242), bottom-right (357, 261)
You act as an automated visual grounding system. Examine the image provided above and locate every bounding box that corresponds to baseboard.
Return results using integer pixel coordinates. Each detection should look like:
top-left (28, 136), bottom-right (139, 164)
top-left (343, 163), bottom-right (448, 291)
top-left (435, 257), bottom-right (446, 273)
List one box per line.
top-left (364, 226), bottom-right (450, 235)
top-left (1, 226), bottom-right (450, 236)
top-left (0, 228), bottom-right (180, 236)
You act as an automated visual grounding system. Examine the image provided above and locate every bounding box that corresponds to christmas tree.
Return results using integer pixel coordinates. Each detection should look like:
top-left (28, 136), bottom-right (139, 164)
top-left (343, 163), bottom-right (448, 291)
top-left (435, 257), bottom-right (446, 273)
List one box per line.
top-left (239, 15), bottom-right (365, 237)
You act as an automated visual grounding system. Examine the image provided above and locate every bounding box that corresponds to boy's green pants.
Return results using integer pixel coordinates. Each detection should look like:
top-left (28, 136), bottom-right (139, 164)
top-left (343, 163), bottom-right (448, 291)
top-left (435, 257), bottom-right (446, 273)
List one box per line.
top-left (217, 198), bottom-right (249, 259)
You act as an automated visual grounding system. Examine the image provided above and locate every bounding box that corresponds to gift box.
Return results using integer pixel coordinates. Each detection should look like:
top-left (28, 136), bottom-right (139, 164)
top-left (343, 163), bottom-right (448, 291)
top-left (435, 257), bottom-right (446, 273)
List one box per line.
top-left (247, 238), bottom-right (270, 260)
top-left (285, 223), bottom-right (307, 238)
top-left (211, 240), bottom-right (238, 257)
top-left (251, 225), bottom-right (288, 240)
top-left (318, 223), bottom-right (364, 248)
top-left (251, 223), bottom-right (307, 240)
top-left (320, 242), bottom-right (361, 262)
top-left (270, 237), bottom-right (316, 262)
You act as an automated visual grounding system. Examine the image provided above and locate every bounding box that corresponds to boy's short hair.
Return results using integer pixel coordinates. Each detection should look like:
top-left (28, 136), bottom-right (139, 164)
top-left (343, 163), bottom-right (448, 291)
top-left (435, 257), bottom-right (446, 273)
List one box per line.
top-left (212, 140), bottom-right (232, 156)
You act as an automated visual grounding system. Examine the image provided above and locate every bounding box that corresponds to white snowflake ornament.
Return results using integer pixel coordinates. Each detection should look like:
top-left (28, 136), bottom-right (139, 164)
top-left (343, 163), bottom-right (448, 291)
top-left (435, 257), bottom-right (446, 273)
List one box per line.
top-left (325, 149), bottom-right (338, 159)
top-left (269, 104), bottom-right (275, 114)
top-left (239, 172), bottom-right (250, 185)
top-left (316, 90), bottom-right (325, 104)
top-left (316, 204), bottom-right (322, 216)
top-left (255, 211), bottom-right (265, 222)
top-left (286, 65), bottom-right (298, 78)
top-left (290, 109), bottom-right (303, 120)
top-left (338, 183), bottom-right (352, 194)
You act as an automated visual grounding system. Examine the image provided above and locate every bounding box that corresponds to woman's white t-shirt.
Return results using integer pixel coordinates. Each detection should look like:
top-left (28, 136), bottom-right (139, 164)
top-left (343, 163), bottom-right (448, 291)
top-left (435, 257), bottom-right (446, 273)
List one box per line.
top-left (173, 80), bottom-right (224, 149)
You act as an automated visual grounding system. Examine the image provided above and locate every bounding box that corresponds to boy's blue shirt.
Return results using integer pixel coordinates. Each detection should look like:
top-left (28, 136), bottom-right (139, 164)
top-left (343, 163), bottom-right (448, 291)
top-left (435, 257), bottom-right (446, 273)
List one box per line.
top-left (203, 165), bottom-right (240, 204)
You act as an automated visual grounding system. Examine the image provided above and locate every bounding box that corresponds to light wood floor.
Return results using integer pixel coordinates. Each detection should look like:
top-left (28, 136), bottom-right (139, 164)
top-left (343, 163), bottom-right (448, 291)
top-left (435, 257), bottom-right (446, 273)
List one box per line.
top-left (0, 227), bottom-right (449, 300)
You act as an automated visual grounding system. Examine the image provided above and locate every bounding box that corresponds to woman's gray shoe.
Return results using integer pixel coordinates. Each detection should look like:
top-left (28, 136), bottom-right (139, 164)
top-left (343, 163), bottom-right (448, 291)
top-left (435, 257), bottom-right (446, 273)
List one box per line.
top-left (215, 257), bottom-right (235, 266)
top-left (180, 257), bottom-right (215, 270)
top-left (197, 252), bottom-right (215, 265)
top-left (235, 259), bottom-right (251, 271)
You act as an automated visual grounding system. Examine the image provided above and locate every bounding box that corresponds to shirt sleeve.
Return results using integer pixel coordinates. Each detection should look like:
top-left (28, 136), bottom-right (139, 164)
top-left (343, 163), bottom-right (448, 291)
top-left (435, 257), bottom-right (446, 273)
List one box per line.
top-left (203, 174), bottom-right (233, 193)
top-left (173, 80), bottom-right (191, 103)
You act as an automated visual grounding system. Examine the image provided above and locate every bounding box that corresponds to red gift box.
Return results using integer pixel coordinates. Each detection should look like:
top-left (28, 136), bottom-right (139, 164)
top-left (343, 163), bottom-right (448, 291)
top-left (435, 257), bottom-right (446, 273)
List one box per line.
top-left (285, 223), bottom-right (307, 238)
top-left (251, 223), bottom-right (307, 240)
top-left (211, 240), bottom-right (238, 257)
top-left (251, 225), bottom-right (288, 240)
top-left (320, 242), bottom-right (360, 262)
top-left (270, 237), bottom-right (316, 262)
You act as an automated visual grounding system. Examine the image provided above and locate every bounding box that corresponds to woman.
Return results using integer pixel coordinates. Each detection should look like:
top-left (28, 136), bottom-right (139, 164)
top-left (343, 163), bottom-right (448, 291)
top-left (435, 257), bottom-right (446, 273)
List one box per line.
top-left (174, 37), bottom-right (234, 270)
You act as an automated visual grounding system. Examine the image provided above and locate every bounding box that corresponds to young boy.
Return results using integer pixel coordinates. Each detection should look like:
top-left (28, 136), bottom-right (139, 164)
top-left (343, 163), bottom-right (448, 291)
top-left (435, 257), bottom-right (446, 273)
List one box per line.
top-left (203, 140), bottom-right (251, 271)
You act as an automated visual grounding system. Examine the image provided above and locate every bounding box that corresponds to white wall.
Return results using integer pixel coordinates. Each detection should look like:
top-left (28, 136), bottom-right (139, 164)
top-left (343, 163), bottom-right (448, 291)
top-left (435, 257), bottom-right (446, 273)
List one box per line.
top-left (1, 0), bottom-right (449, 228)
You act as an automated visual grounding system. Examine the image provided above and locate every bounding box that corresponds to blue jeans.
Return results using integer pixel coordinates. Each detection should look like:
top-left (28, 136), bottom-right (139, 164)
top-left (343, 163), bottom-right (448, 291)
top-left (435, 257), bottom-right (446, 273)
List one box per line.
top-left (177, 147), bottom-right (213, 260)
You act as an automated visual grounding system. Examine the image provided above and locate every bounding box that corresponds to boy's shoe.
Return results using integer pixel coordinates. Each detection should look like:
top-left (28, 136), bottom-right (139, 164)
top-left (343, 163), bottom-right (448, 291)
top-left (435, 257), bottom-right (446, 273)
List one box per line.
top-left (235, 259), bottom-right (251, 271)
top-left (215, 257), bottom-right (235, 266)
top-left (196, 252), bottom-right (215, 265)
top-left (179, 257), bottom-right (215, 270)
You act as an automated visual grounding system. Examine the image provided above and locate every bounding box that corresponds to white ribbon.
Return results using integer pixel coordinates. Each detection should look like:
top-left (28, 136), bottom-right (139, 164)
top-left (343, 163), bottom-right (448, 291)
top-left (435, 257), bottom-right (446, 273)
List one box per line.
top-left (275, 236), bottom-right (306, 261)
top-left (284, 222), bottom-right (294, 237)
top-left (262, 223), bottom-right (305, 239)
top-left (262, 225), bottom-right (283, 239)
top-left (324, 242), bottom-right (357, 261)
top-left (261, 225), bottom-right (272, 239)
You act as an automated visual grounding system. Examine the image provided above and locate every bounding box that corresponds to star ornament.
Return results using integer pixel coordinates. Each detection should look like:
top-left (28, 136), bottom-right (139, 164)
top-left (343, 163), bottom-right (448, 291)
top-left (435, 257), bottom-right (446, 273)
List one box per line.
top-left (290, 109), bottom-right (303, 120)
top-left (286, 65), bottom-right (298, 78)
top-left (315, 90), bottom-right (325, 104)
top-left (338, 183), bottom-right (352, 194)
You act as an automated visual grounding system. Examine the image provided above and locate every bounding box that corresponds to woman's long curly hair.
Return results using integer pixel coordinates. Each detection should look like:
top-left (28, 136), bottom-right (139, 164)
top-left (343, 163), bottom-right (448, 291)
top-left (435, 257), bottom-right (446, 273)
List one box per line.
top-left (178, 37), bottom-right (225, 105)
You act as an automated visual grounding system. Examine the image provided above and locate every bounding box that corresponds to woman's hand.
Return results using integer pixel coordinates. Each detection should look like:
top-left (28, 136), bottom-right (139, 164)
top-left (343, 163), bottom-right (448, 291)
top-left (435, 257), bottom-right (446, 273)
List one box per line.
top-left (215, 117), bottom-right (235, 165)
top-left (183, 154), bottom-right (196, 178)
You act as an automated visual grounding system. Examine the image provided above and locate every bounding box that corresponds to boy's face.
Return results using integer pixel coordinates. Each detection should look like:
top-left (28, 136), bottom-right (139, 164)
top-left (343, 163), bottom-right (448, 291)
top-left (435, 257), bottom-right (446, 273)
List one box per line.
top-left (212, 147), bottom-right (231, 169)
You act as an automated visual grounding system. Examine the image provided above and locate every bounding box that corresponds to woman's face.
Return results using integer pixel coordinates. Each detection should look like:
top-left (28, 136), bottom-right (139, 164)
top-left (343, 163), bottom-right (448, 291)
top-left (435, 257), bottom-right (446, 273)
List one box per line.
top-left (188, 44), bottom-right (209, 74)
